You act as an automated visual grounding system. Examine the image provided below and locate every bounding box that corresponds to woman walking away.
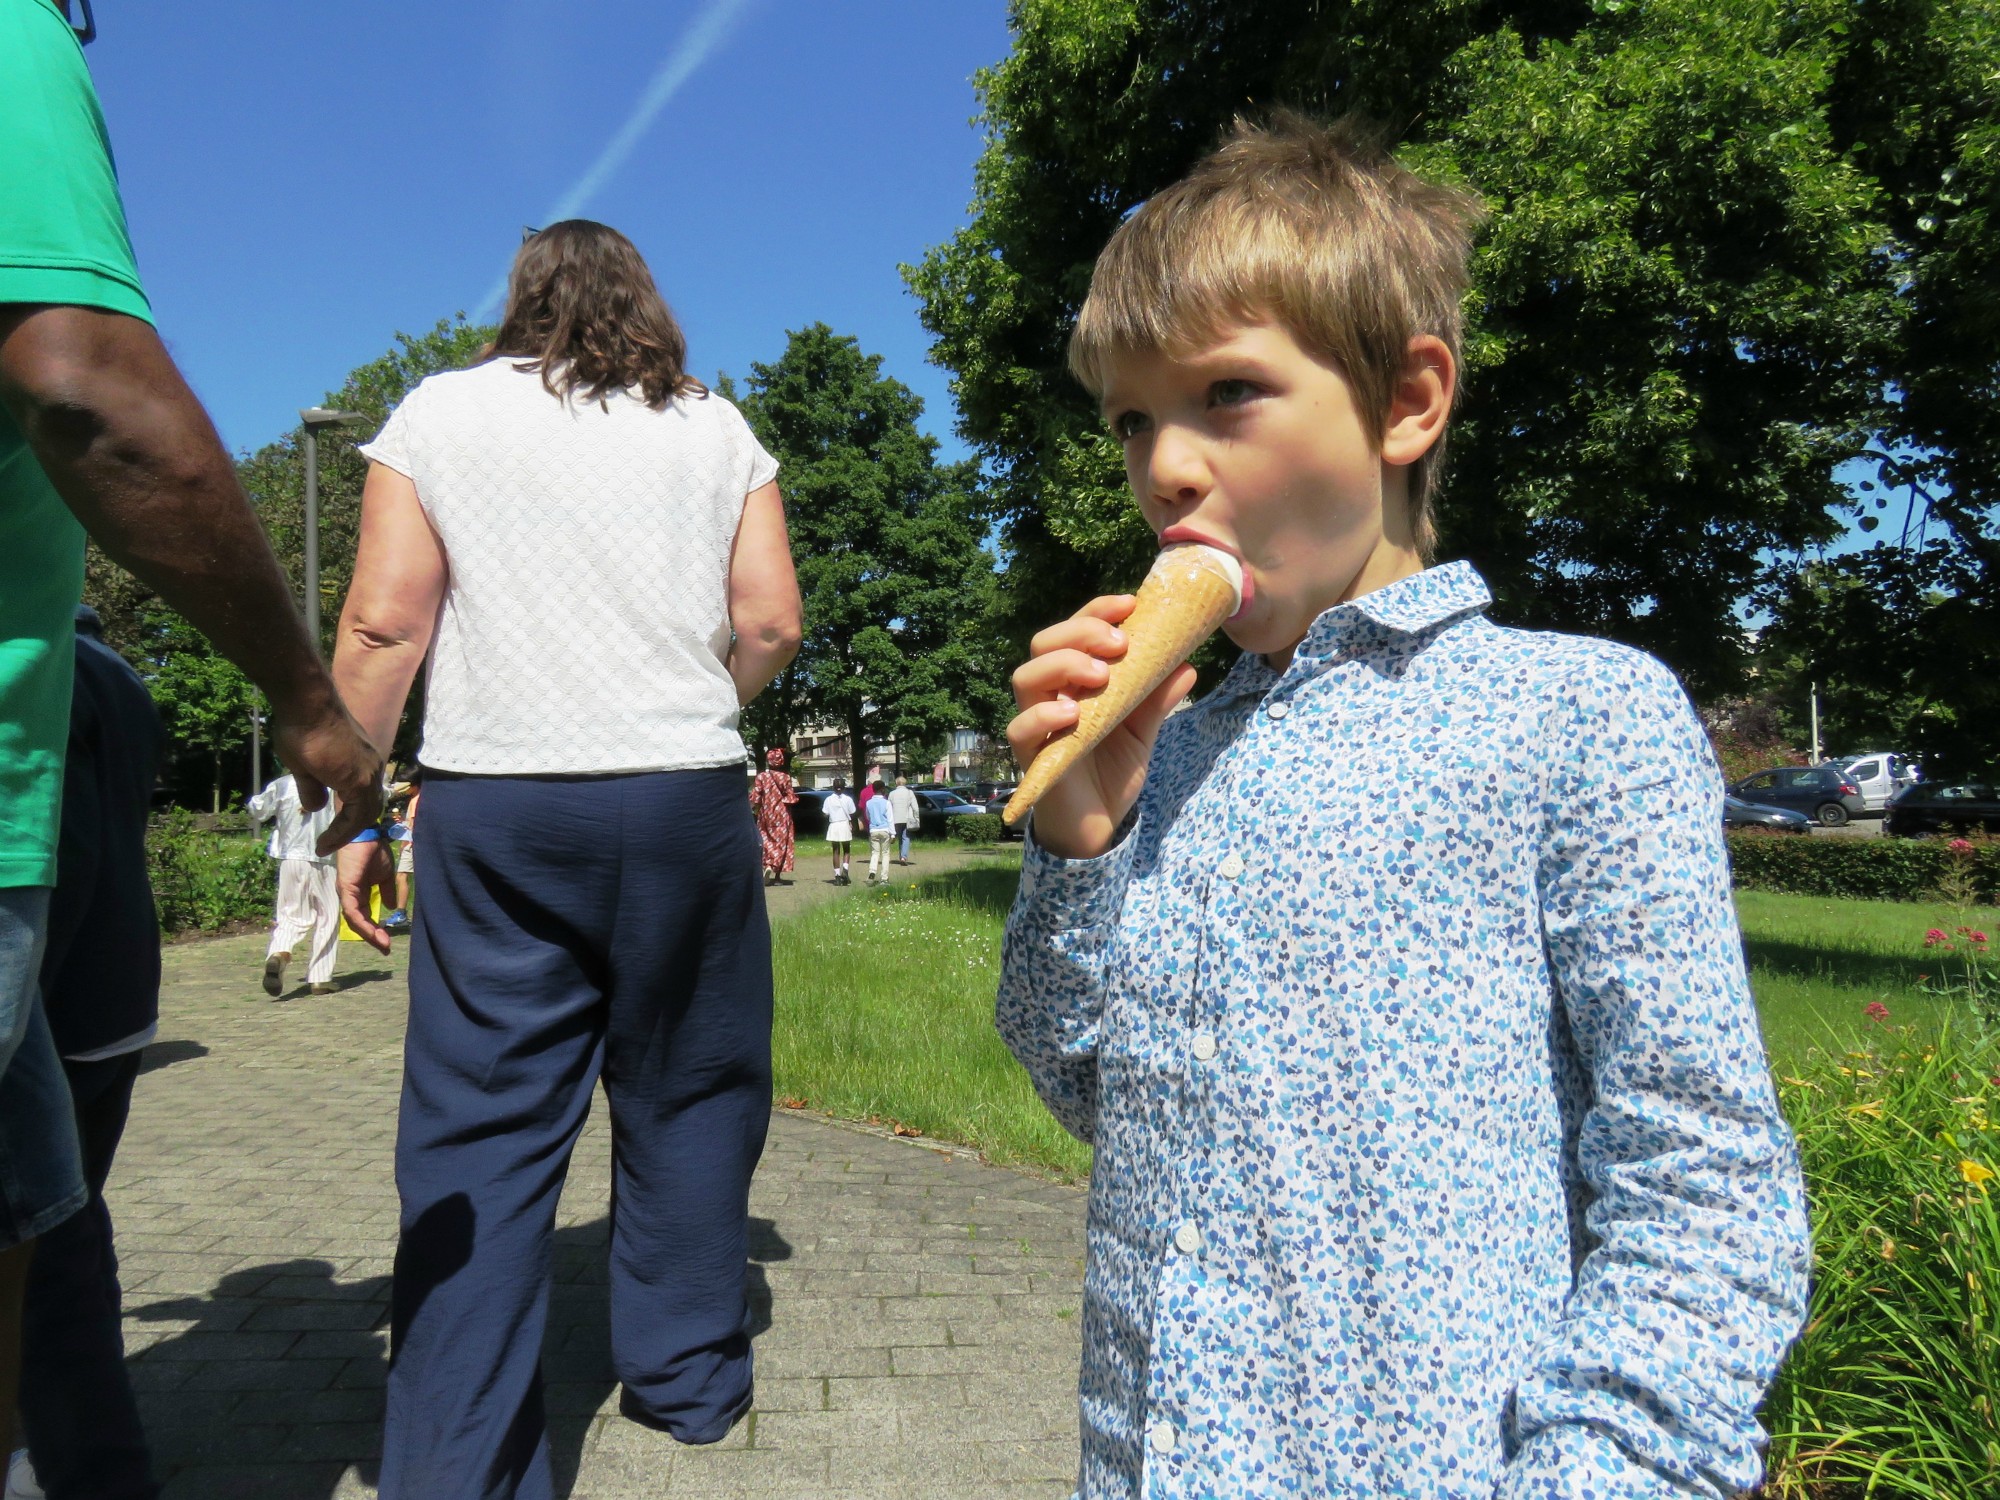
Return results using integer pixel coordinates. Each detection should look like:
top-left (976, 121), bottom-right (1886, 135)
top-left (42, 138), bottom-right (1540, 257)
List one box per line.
top-left (749, 747), bottom-right (797, 884)
top-left (330, 220), bottom-right (802, 1499)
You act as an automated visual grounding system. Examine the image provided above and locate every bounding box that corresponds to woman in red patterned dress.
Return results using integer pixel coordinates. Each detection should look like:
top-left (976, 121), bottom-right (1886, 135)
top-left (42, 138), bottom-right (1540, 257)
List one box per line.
top-left (749, 747), bottom-right (798, 883)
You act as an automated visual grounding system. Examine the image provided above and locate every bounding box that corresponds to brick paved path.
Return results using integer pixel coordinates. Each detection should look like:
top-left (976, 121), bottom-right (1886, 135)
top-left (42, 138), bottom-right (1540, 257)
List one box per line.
top-left (111, 854), bottom-right (1085, 1499)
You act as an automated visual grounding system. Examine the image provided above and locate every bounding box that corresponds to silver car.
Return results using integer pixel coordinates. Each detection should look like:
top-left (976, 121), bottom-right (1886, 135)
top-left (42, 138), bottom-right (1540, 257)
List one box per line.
top-left (1831, 753), bottom-right (1920, 814)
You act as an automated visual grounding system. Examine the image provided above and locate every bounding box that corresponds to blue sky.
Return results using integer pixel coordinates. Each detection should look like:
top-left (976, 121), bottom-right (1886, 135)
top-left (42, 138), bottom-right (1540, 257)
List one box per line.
top-left (82, 0), bottom-right (1011, 461)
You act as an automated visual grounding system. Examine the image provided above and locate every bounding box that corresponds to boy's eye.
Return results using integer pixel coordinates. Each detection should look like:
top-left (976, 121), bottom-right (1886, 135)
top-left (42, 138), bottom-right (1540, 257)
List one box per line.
top-left (1111, 410), bottom-right (1151, 440)
top-left (1210, 379), bottom-right (1258, 407)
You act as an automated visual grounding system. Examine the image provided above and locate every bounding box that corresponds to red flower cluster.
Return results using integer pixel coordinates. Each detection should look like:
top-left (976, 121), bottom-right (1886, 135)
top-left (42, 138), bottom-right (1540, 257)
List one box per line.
top-left (1863, 1001), bottom-right (1891, 1025)
top-left (1925, 928), bottom-right (1950, 947)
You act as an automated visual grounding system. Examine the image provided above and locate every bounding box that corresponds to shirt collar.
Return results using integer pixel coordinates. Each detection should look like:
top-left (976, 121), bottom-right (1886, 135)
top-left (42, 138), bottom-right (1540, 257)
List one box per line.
top-left (1293, 560), bottom-right (1491, 656)
top-left (1208, 561), bottom-right (1492, 701)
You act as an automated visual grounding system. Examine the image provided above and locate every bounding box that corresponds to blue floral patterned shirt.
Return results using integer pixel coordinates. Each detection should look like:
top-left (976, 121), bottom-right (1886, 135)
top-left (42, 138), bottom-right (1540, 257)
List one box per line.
top-left (998, 562), bottom-right (1810, 1500)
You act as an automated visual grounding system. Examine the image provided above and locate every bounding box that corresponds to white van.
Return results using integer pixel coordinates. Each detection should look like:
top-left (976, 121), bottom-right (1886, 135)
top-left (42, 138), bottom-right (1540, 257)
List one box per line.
top-left (1833, 753), bottom-right (1920, 813)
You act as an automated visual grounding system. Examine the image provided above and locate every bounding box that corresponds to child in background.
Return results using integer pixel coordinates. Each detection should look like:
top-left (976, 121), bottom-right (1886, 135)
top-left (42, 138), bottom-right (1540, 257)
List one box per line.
top-left (997, 114), bottom-right (1809, 1500)
top-left (864, 782), bottom-right (895, 884)
top-left (821, 777), bottom-right (856, 885)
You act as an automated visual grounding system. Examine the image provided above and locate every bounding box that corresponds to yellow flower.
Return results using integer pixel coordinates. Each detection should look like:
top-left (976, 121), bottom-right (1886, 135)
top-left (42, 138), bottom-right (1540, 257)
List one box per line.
top-left (1959, 1159), bottom-right (1996, 1192)
top-left (1847, 1099), bottom-right (1886, 1119)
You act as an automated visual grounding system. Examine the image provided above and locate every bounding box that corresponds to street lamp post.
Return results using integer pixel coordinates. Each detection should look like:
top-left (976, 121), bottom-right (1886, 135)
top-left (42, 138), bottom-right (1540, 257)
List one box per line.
top-left (298, 407), bottom-right (369, 651)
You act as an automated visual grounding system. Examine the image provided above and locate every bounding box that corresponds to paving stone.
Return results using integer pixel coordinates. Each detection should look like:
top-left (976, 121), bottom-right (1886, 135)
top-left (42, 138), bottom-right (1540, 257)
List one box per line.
top-left (106, 854), bottom-right (1086, 1497)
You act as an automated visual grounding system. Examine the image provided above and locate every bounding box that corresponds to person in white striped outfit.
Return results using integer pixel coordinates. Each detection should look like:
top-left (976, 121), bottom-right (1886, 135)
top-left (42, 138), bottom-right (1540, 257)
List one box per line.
top-left (248, 771), bottom-right (339, 997)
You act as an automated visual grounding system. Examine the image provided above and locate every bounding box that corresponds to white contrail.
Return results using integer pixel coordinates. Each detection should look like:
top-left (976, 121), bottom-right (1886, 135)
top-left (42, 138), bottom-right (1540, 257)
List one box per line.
top-left (477, 0), bottom-right (753, 318)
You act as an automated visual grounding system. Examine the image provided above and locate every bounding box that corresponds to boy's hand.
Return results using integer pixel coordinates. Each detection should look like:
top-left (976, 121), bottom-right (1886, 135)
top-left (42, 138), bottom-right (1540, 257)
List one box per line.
top-left (1007, 595), bottom-right (1198, 860)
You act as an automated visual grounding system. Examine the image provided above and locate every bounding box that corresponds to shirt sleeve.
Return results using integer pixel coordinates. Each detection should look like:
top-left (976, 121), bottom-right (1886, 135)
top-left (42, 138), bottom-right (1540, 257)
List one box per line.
top-left (993, 816), bottom-right (1141, 1144)
top-left (359, 385), bottom-right (421, 479)
top-left (0, 2), bottom-right (152, 320)
top-left (1501, 650), bottom-right (1811, 1499)
top-left (719, 397), bottom-right (778, 493)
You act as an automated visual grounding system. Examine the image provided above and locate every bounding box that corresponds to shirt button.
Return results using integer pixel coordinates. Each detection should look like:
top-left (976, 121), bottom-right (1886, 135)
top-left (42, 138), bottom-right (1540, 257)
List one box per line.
top-left (1190, 1032), bottom-right (1218, 1062)
top-left (1148, 1420), bottom-right (1178, 1454)
top-left (1266, 700), bottom-right (1290, 719)
top-left (1218, 853), bottom-right (1245, 879)
top-left (1172, 1221), bottom-right (1203, 1255)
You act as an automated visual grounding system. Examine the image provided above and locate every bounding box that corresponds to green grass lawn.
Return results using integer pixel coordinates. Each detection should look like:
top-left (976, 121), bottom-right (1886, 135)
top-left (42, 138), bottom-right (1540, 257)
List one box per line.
top-left (769, 855), bottom-right (1097, 1180)
top-left (771, 865), bottom-right (1997, 1179)
top-left (1739, 888), bottom-right (1996, 1072)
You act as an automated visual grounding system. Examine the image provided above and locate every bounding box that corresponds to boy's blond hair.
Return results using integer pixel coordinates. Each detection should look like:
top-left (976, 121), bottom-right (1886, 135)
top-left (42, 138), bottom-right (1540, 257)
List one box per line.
top-left (1068, 112), bottom-right (1487, 557)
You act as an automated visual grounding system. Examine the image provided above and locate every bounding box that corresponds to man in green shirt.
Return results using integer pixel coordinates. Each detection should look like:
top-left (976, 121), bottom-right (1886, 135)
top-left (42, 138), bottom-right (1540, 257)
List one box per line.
top-left (0, 0), bottom-right (385, 1454)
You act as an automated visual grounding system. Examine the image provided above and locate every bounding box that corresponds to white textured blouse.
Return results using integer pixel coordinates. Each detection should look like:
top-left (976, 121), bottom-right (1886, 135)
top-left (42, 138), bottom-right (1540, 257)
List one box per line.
top-left (361, 360), bottom-right (778, 775)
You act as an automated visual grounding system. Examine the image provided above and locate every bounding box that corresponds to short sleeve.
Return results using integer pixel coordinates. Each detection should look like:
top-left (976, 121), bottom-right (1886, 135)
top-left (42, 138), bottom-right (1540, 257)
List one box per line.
top-left (360, 385), bottom-right (422, 479)
top-left (0, 0), bottom-right (152, 321)
top-left (719, 398), bottom-right (779, 493)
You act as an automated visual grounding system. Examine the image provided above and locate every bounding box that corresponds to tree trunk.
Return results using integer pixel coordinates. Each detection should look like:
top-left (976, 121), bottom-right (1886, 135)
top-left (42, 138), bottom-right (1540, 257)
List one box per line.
top-left (211, 749), bottom-right (223, 815)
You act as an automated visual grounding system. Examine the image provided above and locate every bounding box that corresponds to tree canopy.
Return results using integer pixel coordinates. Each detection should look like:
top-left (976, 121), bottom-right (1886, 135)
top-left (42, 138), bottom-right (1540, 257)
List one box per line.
top-left (732, 324), bottom-right (1010, 782)
top-left (907, 0), bottom-right (1997, 733)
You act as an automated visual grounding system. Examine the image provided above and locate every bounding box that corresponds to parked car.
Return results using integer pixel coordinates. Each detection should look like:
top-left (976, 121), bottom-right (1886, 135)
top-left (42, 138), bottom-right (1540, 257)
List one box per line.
top-left (1828, 752), bottom-right (1921, 814)
top-left (789, 787), bottom-right (832, 838)
top-left (1727, 766), bottom-right (1867, 827)
top-left (950, 780), bottom-right (1022, 831)
top-left (915, 787), bottom-right (987, 839)
top-left (1723, 796), bottom-right (1812, 834)
top-left (1883, 779), bottom-right (2000, 838)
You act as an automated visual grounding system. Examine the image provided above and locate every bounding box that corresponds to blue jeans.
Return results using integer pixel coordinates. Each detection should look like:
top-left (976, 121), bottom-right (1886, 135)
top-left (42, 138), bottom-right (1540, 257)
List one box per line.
top-left (21, 1049), bottom-right (158, 1499)
top-left (897, 824), bottom-right (910, 861)
top-left (0, 887), bottom-right (84, 1250)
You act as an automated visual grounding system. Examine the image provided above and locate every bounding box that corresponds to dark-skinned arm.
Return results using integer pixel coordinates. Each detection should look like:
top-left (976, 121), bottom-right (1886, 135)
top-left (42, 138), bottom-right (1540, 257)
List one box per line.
top-left (0, 303), bottom-right (382, 848)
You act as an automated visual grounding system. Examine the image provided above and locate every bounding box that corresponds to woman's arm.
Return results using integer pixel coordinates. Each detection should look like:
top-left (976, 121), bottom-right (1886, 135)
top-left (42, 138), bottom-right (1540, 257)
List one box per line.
top-left (330, 462), bottom-right (448, 951)
top-left (725, 481), bottom-right (802, 706)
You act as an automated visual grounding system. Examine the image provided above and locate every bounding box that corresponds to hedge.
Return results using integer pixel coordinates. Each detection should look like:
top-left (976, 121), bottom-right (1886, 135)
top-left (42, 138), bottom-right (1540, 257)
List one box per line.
top-left (1725, 830), bottom-right (2000, 903)
top-left (147, 808), bottom-right (273, 934)
top-left (950, 813), bottom-right (1007, 845)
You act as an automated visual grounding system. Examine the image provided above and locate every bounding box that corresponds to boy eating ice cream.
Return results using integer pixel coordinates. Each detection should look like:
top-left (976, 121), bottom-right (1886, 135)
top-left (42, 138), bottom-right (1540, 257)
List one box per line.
top-left (997, 114), bottom-right (1809, 1500)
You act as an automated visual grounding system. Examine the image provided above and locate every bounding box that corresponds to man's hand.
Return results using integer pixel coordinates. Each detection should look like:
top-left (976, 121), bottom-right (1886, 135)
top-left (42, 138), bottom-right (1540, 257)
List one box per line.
top-left (1006, 595), bottom-right (1196, 861)
top-left (336, 838), bottom-right (397, 955)
top-left (270, 692), bottom-right (385, 855)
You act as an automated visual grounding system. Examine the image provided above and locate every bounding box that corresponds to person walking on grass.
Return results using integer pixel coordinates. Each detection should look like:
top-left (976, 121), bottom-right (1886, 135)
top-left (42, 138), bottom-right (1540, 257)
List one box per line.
top-left (889, 775), bottom-right (919, 864)
top-left (248, 769), bottom-right (339, 998)
top-left (864, 780), bottom-right (895, 884)
top-left (749, 747), bottom-right (797, 885)
top-left (331, 220), bottom-right (801, 1496)
top-left (822, 776), bottom-right (855, 885)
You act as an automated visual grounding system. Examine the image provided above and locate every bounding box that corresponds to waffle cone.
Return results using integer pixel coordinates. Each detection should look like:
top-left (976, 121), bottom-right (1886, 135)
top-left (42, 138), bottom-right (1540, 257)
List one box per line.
top-left (1005, 544), bottom-right (1241, 827)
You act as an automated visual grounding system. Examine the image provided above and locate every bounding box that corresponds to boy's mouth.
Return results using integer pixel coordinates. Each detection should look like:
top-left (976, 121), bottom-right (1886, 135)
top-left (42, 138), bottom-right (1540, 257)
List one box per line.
top-left (1159, 525), bottom-right (1254, 620)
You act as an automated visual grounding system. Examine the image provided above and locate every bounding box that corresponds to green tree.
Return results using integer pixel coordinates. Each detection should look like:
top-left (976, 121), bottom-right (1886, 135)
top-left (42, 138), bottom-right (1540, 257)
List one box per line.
top-left (147, 613), bottom-right (257, 813)
top-left (907, 0), bottom-right (1992, 704)
top-left (735, 325), bottom-right (1010, 783)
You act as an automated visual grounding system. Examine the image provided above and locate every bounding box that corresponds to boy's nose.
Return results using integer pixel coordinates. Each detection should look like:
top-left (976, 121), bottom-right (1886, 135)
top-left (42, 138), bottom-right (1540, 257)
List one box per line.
top-left (1146, 427), bottom-right (1210, 507)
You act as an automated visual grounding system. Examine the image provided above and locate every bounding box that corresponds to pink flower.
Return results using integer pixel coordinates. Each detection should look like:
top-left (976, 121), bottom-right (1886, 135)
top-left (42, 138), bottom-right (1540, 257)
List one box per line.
top-left (1949, 838), bottom-right (1975, 854)
top-left (1864, 1002), bottom-right (1890, 1025)
top-left (1925, 928), bottom-right (1950, 947)
top-left (1973, 931), bottom-right (1989, 944)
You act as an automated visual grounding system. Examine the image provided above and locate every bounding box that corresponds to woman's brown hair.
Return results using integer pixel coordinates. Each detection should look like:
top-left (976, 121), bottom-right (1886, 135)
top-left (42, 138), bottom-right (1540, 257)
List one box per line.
top-left (484, 220), bottom-right (704, 410)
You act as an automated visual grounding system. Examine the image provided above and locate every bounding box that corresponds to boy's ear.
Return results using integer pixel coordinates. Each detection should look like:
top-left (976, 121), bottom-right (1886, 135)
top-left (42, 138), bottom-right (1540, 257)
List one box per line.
top-left (1380, 335), bottom-right (1455, 469)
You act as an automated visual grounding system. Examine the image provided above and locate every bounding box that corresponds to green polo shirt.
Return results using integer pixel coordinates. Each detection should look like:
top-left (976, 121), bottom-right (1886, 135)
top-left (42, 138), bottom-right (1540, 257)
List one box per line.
top-left (0, 0), bottom-right (153, 887)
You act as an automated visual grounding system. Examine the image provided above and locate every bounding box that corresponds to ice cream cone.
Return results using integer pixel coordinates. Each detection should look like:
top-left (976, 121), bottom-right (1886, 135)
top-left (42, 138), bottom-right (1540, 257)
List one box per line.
top-left (1004, 543), bottom-right (1242, 827)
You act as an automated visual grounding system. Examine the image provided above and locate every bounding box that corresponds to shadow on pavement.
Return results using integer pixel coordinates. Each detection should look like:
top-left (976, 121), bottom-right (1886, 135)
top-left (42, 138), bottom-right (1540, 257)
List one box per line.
top-left (123, 1215), bottom-right (792, 1499)
top-left (137, 1040), bottom-right (210, 1075)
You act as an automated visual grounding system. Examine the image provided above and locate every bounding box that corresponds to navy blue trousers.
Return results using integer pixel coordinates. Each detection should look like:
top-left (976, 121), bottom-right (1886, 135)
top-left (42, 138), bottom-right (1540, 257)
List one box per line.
top-left (379, 767), bottom-right (773, 1500)
top-left (20, 1049), bottom-right (157, 1500)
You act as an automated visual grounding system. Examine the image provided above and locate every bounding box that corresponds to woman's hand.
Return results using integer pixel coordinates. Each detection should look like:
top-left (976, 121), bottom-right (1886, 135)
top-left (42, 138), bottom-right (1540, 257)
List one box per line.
top-left (337, 839), bottom-right (398, 955)
top-left (1006, 595), bottom-right (1197, 861)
